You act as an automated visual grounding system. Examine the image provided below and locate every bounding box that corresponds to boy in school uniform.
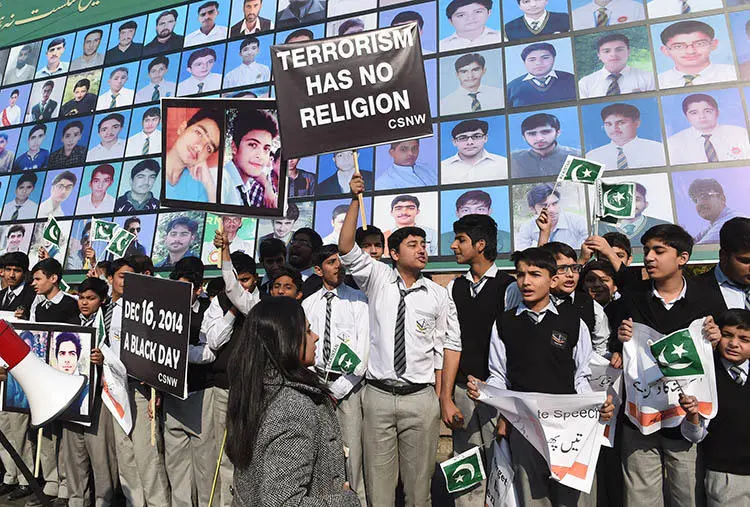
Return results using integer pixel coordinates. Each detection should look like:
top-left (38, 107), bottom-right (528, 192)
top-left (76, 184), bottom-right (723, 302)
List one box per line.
top-left (613, 224), bottom-right (721, 507)
top-left (301, 244), bottom-right (369, 505)
top-left (106, 258), bottom-right (171, 507)
top-left (164, 259), bottom-right (217, 507)
top-left (339, 173), bottom-right (461, 507)
top-left (467, 247), bottom-right (613, 506)
top-left (61, 277), bottom-right (118, 507)
top-left (679, 308), bottom-right (750, 507)
top-left (441, 214), bottom-right (514, 506)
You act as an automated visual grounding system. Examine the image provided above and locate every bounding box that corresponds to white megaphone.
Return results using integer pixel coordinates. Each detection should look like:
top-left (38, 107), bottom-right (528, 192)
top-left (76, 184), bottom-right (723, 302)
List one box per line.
top-left (0, 320), bottom-right (85, 428)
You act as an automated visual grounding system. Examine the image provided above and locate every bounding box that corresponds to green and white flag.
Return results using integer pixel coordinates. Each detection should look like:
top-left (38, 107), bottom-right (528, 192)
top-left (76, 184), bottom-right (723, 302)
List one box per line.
top-left (441, 446), bottom-right (486, 493)
top-left (599, 182), bottom-right (636, 219)
top-left (105, 227), bottom-right (135, 258)
top-left (95, 308), bottom-right (106, 348)
top-left (327, 342), bottom-right (361, 374)
top-left (92, 219), bottom-right (118, 242)
top-left (59, 278), bottom-right (70, 293)
top-left (42, 216), bottom-right (62, 246)
top-left (649, 327), bottom-right (706, 379)
top-left (557, 156), bottom-right (605, 185)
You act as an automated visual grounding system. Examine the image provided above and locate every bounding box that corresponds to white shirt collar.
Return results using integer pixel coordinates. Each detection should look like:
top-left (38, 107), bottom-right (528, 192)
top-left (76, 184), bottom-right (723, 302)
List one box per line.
top-left (462, 264), bottom-right (499, 282)
top-left (515, 299), bottom-right (559, 316)
top-left (651, 277), bottom-right (687, 306)
top-left (523, 70), bottom-right (558, 82)
top-left (8, 282), bottom-right (25, 297)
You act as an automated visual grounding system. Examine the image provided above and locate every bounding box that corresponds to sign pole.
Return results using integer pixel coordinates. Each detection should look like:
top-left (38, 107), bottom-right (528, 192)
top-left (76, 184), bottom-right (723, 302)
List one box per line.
top-left (216, 218), bottom-right (223, 269)
top-left (34, 428), bottom-right (42, 477)
top-left (150, 388), bottom-right (156, 446)
top-left (353, 152), bottom-right (367, 230)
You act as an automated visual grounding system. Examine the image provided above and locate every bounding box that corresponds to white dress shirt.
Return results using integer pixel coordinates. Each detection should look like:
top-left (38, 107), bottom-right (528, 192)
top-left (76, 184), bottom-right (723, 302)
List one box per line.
top-left (87, 139), bottom-right (126, 162)
top-left (667, 124), bottom-right (750, 165)
top-left (109, 299), bottom-right (124, 359)
top-left (657, 64), bottom-right (736, 89)
top-left (715, 265), bottom-right (749, 310)
top-left (126, 130), bottom-right (163, 156)
top-left (135, 81), bottom-right (176, 103)
top-left (647, 0), bottom-right (722, 17)
top-left (221, 256), bottom-right (260, 316)
top-left (572, 0), bottom-right (645, 29)
top-left (515, 211), bottom-right (589, 251)
top-left (439, 27), bottom-right (503, 52)
top-left (76, 193), bottom-right (115, 215)
top-left (585, 137), bottom-right (666, 170)
top-left (36, 62), bottom-right (69, 78)
top-left (37, 198), bottom-right (64, 218)
top-left (375, 162), bottom-right (437, 190)
top-left (2, 105), bottom-right (21, 125)
top-left (578, 65), bottom-right (655, 99)
top-left (178, 74), bottom-right (222, 96)
top-left (185, 25), bottom-right (228, 47)
top-left (30, 290), bottom-right (68, 323)
top-left (340, 244), bottom-right (461, 385)
top-left (486, 300), bottom-right (594, 393)
top-left (224, 62), bottom-right (271, 88)
top-left (302, 284), bottom-right (370, 400)
top-left (441, 150), bottom-right (508, 184)
top-left (96, 88), bottom-right (135, 110)
top-left (440, 84), bottom-right (505, 115)
top-left (1, 199), bottom-right (37, 220)
top-left (187, 299), bottom-right (218, 365)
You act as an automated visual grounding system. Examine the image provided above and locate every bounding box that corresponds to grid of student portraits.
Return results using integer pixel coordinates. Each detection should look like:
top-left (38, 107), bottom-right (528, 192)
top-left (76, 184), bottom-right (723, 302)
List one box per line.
top-left (1, 0), bottom-right (750, 272)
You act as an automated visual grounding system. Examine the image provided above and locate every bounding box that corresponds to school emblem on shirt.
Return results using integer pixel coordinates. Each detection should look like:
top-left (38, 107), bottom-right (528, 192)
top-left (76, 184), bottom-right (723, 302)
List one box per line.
top-left (550, 330), bottom-right (568, 349)
top-left (416, 319), bottom-right (429, 334)
top-left (336, 330), bottom-right (351, 343)
top-left (731, 146), bottom-right (742, 156)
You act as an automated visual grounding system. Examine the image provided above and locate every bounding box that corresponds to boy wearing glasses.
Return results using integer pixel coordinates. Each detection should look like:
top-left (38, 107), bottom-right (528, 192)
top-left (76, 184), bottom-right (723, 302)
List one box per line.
top-left (657, 20), bottom-right (736, 89)
top-left (38, 170), bottom-right (77, 217)
top-left (440, 119), bottom-right (507, 184)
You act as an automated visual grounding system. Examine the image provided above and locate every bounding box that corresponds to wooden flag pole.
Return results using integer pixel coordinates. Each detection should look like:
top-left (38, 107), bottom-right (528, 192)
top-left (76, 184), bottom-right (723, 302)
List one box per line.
top-left (34, 428), bottom-right (42, 477)
top-left (216, 218), bottom-right (223, 269)
top-left (352, 152), bottom-right (367, 230)
top-left (150, 388), bottom-right (156, 447)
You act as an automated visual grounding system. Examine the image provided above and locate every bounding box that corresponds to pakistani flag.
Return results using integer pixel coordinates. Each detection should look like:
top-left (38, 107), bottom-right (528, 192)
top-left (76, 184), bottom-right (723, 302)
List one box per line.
top-left (558, 156), bottom-right (605, 185)
top-left (649, 328), bottom-right (706, 379)
top-left (96, 308), bottom-right (106, 348)
top-left (59, 278), bottom-right (70, 293)
top-left (106, 227), bottom-right (135, 258)
top-left (92, 219), bottom-right (118, 242)
top-left (600, 182), bottom-right (636, 219)
top-left (441, 446), bottom-right (486, 493)
top-left (328, 342), bottom-right (361, 374)
top-left (42, 216), bottom-right (62, 246)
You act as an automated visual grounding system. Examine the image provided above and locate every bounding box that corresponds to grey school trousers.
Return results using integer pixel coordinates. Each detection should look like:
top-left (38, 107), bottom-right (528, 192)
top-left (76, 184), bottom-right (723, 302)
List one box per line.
top-left (362, 383), bottom-right (440, 507)
top-left (0, 412), bottom-right (32, 486)
top-left (705, 469), bottom-right (750, 507)
top-left (334, 381), bottom-right (366, 506)
top-left (212, 386), bottom-right (233, 507)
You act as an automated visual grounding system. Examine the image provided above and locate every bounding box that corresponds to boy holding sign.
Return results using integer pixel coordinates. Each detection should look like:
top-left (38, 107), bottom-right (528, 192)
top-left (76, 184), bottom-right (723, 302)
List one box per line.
top-left (301, 244), bottom-right (369, 505)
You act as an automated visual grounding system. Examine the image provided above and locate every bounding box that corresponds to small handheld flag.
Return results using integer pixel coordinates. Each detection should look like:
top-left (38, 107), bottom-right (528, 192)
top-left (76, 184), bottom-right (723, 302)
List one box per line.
top-left (327, 342), bottom-right (361, 374)
top-left (105, 227), bottom-right (135, 259)
top-left (92, 219), bottom-right (118, 242)
top-left (599, 182), bottom-right (636, 220)
top-left (649, 328), bottom-right (706, 379)
top-left (557, 156), bottom-right (605, 185)
top-left (441, 446), bottom-right (486, 493)
top-left (42, 216), bottom-right (62, 247)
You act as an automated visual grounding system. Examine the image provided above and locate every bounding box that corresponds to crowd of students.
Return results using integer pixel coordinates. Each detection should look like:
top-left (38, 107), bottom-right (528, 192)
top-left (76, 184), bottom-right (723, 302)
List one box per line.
top-left (0, 171), bottom-right (747, 507)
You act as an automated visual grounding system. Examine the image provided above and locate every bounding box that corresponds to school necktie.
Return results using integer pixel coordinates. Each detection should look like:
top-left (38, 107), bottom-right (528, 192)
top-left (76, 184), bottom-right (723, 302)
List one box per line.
top-left (394, 287), bottom-right (421, 376)
top-left (529, 20), bottom-right (540, 31)
top-left (470, 277), bottom-right (486, 298)
top-left (468, 92), bottom-right (481, 112)
top-left (152, 84), bottom-right (160, 102)
top-left (525, 309), bottom-right (547, 324)
top-left (40, 299), bottom-right (52, 310)
top-left (1, 109), bottom-right (9, 127)
top-left (5, 292), bottom-right (15, 308)
top-left (616, 147), bottom-right (629, 170)
top-left (238, 186), bottom-right (249, 206)
top-left (702, 135), bottom-right (719, 162)
top-left (606, 73), bottom-right (621, 96)
top-left (10, 205), bottom-right (21, 221)
top-left (104, 303), bottom-right (114, 335)
top-left (109, 94), bottom-right (118, 109)
top-left (681, 0), bottom-right (691, 13)
top-left (322, 292), bottom-right (336, 365)
top-left (596, 8), bottom-right (608, 27)
top-left (197, 82), bottom-right (204, 93)
top-left (142, 136), bottom-right (150, 155)
top-left (729, 365), bottom-right (745, 385)
top-left (683, 74), bottom-right (697, 86)
top-left (622, 223), bottom-right (636, 236)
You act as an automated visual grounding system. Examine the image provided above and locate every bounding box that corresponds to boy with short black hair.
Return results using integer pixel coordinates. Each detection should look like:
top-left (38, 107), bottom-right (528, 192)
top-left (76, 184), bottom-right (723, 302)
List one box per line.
top-left (302, 244), bottom-right (369, 504)
top-left (270, 265), bottom-right (303, 300)
top-left (614, 224), bottom-right (721, 506)
top-left (679, 308), bottom-right (750, 507)
top-left (30, 258), bottom-right (79, 324)
top-left (467, 247), bottom-right (612, 506)
top-left (355, 225), bottom-right (385, 261)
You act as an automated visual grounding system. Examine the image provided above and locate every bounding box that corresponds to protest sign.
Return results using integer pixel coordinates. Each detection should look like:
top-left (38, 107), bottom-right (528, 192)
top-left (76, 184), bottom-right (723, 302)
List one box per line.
top-left (623, 320), bottom-right (717, 435)
top-left (271, 24), bottom-right (432, 158)
top-left (100, 343), bottom-right (133, 435)
top-left (121, 273), bottom-right (192, 399)
top-left (587, 353), bottom-right (624, 447)
top-left (477, 384), bottom-right (606, 494)
top-left (485, 439), bottom-right (518, 507)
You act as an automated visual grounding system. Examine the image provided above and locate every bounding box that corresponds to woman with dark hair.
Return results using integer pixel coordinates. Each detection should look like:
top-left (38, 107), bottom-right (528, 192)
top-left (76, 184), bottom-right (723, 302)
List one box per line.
top-left (226, 297), bottom-right (360, 506)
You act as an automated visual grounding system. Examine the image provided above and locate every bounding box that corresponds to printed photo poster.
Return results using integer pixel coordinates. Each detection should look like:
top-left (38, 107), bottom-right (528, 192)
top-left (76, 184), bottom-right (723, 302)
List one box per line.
top-left (115, 158), bottom-right (162, 214)
top-left (378, 1), bottom-right (438, 55)
top-left (440, 114), bottom-right (508, 185)
top-left (76, 163), bottom-right (124, 216)
top-left (512, 181), bottom-right (589, 251)
top-left (97, 61), bottom-right (140, 111)
top-left (661, 88), bottom-right (750, 167)
top-left (317, 147), bottom-right (375, 197)
top-left (730, 10), bottom-right (750, 82)
top-left (66, 217), bottom-right (110, 271)
top-left (274, 23), bottom-right (326, 46)
top-left (224, 34), bottom-right (275, 90)
top-left (113, 214), bottom-right (157, 258)
top-left (315, 196), bottom-right (372, 245)
top-left (0, 128), bottom-right (22, 172)
top-left (255, 200), bottom-right (313, 247)
top-left (1, 83), bottom-right (33, 127)
top-left (177, 43), bottom-right (227, 97)
top-left (48, 327), bottom-right (96, 424)
top-left (437, 0), bottom-right (503, 52)
top-left (60, 69), bottom-right (103, 118)
top-left (134, 52), bottom-right (181, 105)
top-left (425, 58), bottom-right (438, 119)
top-left (37, 166), bottom-right (84, 219)
top-left (501, 0), bottom-right (571, 42)
top-left (0, 223), bottom-right (34, 255)
top-left (439, 48), bottom-right (505, 116)
top-left (1, 328), bottom-right (48, 413)
top-left (184, 0), bottom-right (231, 48)
top-left (35, 33), bottom-right (77, 78)
top-left (25, 78), bottom-right (64, 122)
top-left (3, 42), bottom-right (42, 86)
top-left (229, 0), bottom-right (279, 34)
top-left (439, 185), bottom-right (511, 256)
top-left (326, 13), bottom-right (379, 38)
top-left (202, 213), bottom-right (258, 266)
top-left (104, 15), bottom-right (148, 66)
top-left (15, 123), bottom-right (55, 172)
top-left (0, 49), bottom-right (7, 85)
top-left (586, 172), bottom-right (674, 245)
top-left (373, 190), bottom-right (439, 256)
top-left (671, 166), bottom-right (750, 246)
top-left (0, 175), bottom-right (9, 208)
top-left (569, 0), bottom-right (645, 30)
top-left (70, 24), bottom-right (112, 72)
top-left (286, 156), bottom-right (318, 198)
top-left (152, 210), bottom-right (206, 270)
top-left (374, 126), bottom-right (439, 191)
top-left (28, 219), bottom-right (73, 266)
top-left (48, 115), bottom-right (94, 170)
top-left (143, 5), bottom-right (189, 53)
top-left (504, 37), bottom-right (577, 108)
top-left (2, 171), bottom-right (46, 221)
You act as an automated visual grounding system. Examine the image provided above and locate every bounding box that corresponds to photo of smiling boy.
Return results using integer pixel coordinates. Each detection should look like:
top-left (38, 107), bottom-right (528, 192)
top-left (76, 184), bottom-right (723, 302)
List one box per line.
top-left (439, 0), bottom-right (503, 51)
top-left (503, 0), bottom-right (570, 42)
top-left (506, 41), bottom-right (576, 108)
top-left (222, 109), bottom-right (279, 208)
top-left (87, 113), bottom-right (128, 162)
top-left (379, 193), bottom-right (439, 256)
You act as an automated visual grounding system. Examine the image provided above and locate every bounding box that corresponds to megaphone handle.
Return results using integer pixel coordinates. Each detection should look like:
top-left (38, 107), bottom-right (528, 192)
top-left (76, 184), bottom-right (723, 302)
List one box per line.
top-left (0, 428), bottom-right (51, 506)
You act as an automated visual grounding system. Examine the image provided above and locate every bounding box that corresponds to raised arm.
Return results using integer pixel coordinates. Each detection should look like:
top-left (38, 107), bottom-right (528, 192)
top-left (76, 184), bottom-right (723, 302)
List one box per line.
top-left (338, 173), bottom-right (365, 256)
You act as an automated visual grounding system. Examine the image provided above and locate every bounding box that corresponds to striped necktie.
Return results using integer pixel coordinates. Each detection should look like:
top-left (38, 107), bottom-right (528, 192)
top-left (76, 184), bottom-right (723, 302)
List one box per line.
top-left (5, 291), bottom-right (15, 308)
top-left (468, 92), bottom-right (481, 112)
top-left (109, 94), bottom-right (118, 109)
top-left (197, 82), bottom-right (204, 93)
top-left (729, 365), bottom-right (745, 385)
top-left (702, 134), bottom-right (719, 162)
top-left (616, 147), bottom-right (629, 170)
top-left (10, 205), bottom-right (21, 221)
top-left (596, 7), bottom-right (608, 27)
top-left (394, 287), bottom-right (422, 377)
top-left (525, 309), bottom-right (547, 324)
top-left (142, 136), bottom-right (150, 155)
top-left (683, 74), bottom-right (697, 86)
top-left (323, 292), bottom-right (335, 365)
top-left (104, 303), bottom-right (114, 336)
top-left (606, 73), bottom-right (621, 96)
top-left (152, 84), bottom-right (160, 102)
top-left (681, 0), bottom-right (691, 13)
